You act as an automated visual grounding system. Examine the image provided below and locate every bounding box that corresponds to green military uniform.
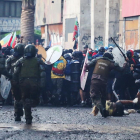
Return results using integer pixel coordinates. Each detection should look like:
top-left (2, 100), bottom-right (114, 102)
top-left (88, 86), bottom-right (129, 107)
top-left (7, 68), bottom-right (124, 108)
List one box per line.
top-left (5, 43), bottom-right (25, 121)
top-left (88, 52), bottom-right (125, 117)
top-left (13, 45), bottom-right (46, 124)
top-left (0, 53), bottom-right (12, 78)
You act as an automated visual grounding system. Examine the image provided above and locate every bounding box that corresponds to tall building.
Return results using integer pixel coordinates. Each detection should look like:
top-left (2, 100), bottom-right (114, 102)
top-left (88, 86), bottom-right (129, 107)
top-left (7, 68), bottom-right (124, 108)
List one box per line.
top-left (0, 0), bottom-right (22, 38)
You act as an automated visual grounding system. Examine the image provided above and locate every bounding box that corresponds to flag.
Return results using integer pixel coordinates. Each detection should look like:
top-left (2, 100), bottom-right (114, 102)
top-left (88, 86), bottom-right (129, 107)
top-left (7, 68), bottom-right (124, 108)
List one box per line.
top-left (7, 32), bottom-right (14, 46)
top-left (10, 32), bottom-right (17, 48)
top-left (73, 17), bottom-right (80, 41)
top-left (0, 32), bottom-right (16, 48)
top-left (73, 40), bottom-right (78, 50)
top-left (0, 33), bottom-right (12, 47)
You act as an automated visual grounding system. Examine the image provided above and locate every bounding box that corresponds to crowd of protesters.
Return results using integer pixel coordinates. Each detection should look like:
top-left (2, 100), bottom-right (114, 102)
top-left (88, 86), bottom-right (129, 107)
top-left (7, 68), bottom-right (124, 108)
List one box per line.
top-left (0, 43), bottom-right (140, 113)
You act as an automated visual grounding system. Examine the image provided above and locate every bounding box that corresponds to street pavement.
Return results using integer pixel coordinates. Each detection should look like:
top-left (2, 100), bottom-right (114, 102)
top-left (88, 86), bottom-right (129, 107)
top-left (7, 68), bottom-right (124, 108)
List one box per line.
top-left (0, 106), bottom-right (140, 140)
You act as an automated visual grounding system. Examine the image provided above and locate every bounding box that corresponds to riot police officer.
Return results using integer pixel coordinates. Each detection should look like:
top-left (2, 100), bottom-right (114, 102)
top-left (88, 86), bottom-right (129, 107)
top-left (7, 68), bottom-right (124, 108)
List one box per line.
top-left (13, 45), bottom-right (46, 124)
top-left (6, 43), bottom-right (25, 121)
top-left (86, 52), bottom-right (127, 117)
top-left (70, 51), bottom-right (82, 105)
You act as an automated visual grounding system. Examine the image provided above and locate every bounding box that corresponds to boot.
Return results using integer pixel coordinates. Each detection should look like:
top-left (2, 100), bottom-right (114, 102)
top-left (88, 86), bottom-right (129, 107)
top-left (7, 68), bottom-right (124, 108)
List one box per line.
top-left (14, 100), bottom-right (23, 121)
top-left (24, 99), bottom-right (33, 124)
top-left (15, 116), bottom-right (21, 121)
top-left (100, 108), bottom-right (107, 118)
top-left (26, 119), bottom-right (32, 125)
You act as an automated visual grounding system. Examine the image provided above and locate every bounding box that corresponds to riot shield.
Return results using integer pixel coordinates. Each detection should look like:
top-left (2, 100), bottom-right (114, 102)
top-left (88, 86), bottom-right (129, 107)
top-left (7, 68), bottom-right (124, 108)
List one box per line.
top-left (46, 45), bottom-right (63, 65)
top-left (112, 47), bottom-right (126, 67)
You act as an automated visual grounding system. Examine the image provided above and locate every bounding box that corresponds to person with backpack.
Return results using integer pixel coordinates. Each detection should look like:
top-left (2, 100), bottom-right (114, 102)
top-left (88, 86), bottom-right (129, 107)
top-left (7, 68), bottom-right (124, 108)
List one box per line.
top-left (51, 55), bottom-right (67, 106)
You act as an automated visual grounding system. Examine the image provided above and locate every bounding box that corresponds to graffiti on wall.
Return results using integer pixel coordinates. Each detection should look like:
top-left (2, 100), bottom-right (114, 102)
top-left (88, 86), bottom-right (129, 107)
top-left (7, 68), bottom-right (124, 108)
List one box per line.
top-left (94, 36), bottom-right (119, 49)
top-left (108, 36), bottom-right (119, 47)
top-left (0, 18), bottom-right (20, 32)
top-left (94, 36), bottom-right (103, 49)
top-left (0, 18), bottom-right (40, 33)
top-left (81, 33), bottom-right (91, 46)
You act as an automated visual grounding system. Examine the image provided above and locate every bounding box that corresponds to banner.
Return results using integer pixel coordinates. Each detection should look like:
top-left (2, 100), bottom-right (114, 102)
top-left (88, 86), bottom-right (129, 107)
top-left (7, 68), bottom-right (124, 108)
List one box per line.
top-left (80, 50), bottom-right (89, 90)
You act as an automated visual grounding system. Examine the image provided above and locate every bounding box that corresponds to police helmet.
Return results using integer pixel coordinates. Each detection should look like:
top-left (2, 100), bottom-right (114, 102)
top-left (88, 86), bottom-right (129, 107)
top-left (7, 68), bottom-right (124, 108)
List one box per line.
top-left (14, 43), bottom-right (25, 57)
top-left (64, 53), bottom-right (72, 60)
top-left (24, 44), bottom-right (38, 57)
top-left (99, 47), bottom-right (105, 52)
top-left (103, 51), bottom-right (114, 60)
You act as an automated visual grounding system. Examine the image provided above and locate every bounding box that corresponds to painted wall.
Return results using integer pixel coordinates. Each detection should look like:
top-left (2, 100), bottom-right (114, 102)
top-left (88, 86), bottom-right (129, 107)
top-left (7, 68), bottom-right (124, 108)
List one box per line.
top-left (108, 0), bottom-right (120, 47)
top-left (80, 0), bottom-right (91, 49)
top-left (122, 0), bottom-right (140, 17)
top-left (91, 0), bottom-right (120, 49)
top-left (94, 0), bottom-right (106, 49)
top-left (125, 18), bottom-right (139, 50)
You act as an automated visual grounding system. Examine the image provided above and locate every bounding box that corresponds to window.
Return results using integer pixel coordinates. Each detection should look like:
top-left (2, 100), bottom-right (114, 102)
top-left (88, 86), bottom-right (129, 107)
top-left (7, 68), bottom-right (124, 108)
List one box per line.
top-left (0, 1), bottom-right (22, 17)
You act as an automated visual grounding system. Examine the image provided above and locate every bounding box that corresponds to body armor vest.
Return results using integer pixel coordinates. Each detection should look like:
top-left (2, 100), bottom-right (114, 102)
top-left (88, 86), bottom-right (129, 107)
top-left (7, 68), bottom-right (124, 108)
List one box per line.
top-left (19, 58), bottom-right (39, 79)
top-left (93, 59), bottom-right (113, 79)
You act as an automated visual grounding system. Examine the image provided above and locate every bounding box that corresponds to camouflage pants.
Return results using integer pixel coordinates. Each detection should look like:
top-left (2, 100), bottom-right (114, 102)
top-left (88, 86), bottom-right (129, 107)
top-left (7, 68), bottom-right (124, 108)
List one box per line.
top-left (90, 79), bottom-right (107, 110)
top-left (19, 78), bottom-right (40, 120)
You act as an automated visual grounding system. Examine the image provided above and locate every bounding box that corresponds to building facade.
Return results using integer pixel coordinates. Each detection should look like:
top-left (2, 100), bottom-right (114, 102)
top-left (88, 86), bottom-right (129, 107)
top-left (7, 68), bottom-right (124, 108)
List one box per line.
top-left (35, 0), bottom-right (120, 50)
top-left (0, 0), bottom-right (22, 38)
top-left (119, 0), bottom-right (140, 50)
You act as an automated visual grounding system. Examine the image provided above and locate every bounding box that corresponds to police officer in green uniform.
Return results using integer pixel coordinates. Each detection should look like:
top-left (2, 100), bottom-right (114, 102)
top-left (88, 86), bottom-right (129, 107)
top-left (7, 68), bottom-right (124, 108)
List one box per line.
top-left (86, 52), bottom-right (127, 117)
top-left (5, 43), bottom-right (25, 121)
top-left (13, 44), bottom-right (46, 124)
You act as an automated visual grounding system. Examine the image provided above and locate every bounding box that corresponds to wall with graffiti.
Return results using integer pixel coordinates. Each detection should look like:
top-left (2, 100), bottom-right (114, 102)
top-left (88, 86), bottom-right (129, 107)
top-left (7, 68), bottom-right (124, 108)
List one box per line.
top-left (94, 0), bottom-right (106, 49)
top-left (109, 0), bottom-right (120, 47)
top-left (80, 0), bottom-right (91, 49)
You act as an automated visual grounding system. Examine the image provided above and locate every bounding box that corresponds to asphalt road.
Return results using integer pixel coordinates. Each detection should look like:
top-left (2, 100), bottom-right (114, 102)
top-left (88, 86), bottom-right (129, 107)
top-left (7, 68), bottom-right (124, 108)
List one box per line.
top-left (0, 106), bottom-right (140, 140)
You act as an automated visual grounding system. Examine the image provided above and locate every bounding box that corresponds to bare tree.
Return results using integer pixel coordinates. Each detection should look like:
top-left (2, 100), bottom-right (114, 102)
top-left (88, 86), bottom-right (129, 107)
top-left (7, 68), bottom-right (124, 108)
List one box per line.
top-left (21, 0), bottom-right (35, 44)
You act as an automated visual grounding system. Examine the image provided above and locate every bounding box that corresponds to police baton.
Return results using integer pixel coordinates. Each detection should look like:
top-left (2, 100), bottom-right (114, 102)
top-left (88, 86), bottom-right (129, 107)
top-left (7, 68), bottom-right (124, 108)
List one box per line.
top-left (111, 37), bottom-right (127, 61)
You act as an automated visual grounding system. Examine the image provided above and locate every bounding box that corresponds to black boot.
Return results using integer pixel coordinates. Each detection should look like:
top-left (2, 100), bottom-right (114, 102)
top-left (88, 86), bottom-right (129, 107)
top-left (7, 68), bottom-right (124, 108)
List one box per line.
top-left (26, 119), bottom-right (32, 125)
top-left (100, 108), bottom-right (107, 118)
top-left (14, 100), bottom-right (23, 121)
top-left (24, 99), bottom-right (33, 124)
top-left (15, 116), bottom-right (21, 121)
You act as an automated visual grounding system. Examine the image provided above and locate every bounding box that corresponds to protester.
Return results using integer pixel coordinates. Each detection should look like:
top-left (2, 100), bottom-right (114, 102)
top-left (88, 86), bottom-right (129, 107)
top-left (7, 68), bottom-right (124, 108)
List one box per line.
top-left (51, 55), bottom-right (67, 106)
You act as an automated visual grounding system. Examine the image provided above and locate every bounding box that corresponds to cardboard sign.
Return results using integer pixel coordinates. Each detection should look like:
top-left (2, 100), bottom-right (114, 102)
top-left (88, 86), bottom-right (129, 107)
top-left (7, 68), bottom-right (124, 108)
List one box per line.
top-left (46, 45), bottom-right (63, 65)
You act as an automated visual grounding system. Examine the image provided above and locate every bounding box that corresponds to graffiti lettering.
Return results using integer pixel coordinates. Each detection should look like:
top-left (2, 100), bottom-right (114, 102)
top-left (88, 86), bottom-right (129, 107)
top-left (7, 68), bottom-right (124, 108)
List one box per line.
top-left (0, 18), bottom-right (40, 32)
top-left (108, 36), bottom-right (119, 43)
top-left (81, 33), bottom-right (91, 46)
top-left (94, 36), bottom-right (103, 49)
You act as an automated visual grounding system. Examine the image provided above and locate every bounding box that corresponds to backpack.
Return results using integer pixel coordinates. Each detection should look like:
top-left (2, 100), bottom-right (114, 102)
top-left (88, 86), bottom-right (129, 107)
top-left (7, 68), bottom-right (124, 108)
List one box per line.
top-left (64, 60), bottom-right (71, 75)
